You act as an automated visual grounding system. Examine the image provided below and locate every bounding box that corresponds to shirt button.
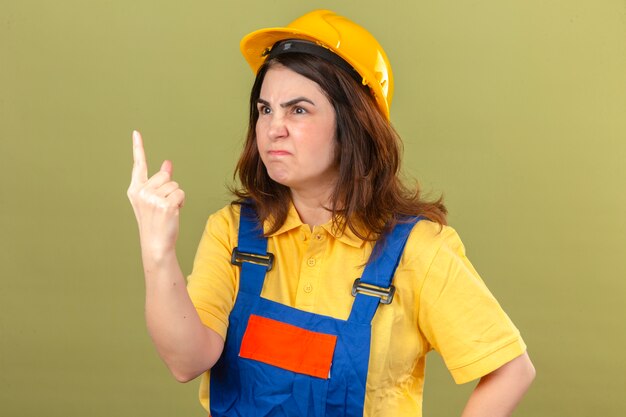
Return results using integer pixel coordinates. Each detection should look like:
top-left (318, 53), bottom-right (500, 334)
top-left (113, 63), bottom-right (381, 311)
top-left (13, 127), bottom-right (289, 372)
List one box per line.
top-left (303, 283), bottom-right (313, 293)
top-left (307, 258), bottom-right (316, 267)
top-left (315, 234), bottom-right (324, 241)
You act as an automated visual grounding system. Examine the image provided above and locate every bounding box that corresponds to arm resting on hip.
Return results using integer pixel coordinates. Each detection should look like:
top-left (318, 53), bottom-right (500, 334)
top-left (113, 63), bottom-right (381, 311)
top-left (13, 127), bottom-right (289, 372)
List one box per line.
top-left (461, 351), bottom-right (536, 417)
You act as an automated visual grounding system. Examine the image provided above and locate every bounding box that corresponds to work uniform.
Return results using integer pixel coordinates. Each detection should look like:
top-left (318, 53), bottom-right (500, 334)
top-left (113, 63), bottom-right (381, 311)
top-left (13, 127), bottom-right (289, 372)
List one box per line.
top-left (187, 203), bottom-right (526, 416)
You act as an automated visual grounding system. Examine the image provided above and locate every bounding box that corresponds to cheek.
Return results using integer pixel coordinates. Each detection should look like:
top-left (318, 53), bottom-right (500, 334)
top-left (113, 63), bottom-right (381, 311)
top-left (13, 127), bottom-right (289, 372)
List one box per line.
top-left (311, 136), bottom-right (338, 173)
top-left (324, 116), bottom-right (338, 158)
top-left (255, 123), bottom-right (266, 150)
top-left (324, 126), bottom-right (339, 164)
top-left (331, 139), bottom-right (340, 165)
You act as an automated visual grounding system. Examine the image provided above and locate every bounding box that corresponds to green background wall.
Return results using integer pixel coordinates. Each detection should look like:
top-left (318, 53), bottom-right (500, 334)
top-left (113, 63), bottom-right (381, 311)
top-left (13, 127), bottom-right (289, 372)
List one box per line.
top-left (1, 1), bottom-right (625, 416)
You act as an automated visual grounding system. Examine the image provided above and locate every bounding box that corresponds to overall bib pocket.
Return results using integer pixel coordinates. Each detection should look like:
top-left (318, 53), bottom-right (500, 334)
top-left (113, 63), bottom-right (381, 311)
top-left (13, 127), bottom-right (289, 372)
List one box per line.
top-left (240, 314), bottom-right (337, 379)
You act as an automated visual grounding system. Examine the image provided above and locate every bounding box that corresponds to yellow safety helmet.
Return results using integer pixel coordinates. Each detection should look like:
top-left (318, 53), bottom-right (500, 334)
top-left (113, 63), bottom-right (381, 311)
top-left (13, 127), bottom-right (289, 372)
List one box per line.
top-left (240, 10), bottom-right (394, 120)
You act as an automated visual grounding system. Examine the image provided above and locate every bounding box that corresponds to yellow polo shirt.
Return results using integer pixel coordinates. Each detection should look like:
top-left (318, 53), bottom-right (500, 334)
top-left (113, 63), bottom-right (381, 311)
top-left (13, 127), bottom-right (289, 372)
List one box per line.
top-left (187, 204), bottom-right (526, 416)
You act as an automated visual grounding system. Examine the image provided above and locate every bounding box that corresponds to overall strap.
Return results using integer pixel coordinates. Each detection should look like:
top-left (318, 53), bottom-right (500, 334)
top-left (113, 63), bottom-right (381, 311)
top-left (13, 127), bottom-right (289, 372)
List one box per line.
top-left (348, 218), bottom-right (421, 325)
top-left (233, 204), bottom-right (272, 295)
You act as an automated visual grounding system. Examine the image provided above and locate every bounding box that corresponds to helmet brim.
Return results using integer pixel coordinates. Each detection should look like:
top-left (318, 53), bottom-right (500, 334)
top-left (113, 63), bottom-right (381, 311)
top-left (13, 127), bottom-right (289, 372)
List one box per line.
top-left (241, 27), bottom-right (333, 73)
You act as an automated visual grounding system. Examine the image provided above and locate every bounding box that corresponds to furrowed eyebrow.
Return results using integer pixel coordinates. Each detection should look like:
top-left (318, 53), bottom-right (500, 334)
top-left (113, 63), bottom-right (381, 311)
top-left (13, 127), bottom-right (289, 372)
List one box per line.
top-left (256, 97), bottom-right (315, 108)
top-left (280, 97), bottom-right (315, 108)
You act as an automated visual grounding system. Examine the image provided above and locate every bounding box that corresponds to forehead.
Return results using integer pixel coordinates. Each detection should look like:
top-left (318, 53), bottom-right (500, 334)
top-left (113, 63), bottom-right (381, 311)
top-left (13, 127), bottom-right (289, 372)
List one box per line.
top-left (259, 64), bottom-right (326, 99)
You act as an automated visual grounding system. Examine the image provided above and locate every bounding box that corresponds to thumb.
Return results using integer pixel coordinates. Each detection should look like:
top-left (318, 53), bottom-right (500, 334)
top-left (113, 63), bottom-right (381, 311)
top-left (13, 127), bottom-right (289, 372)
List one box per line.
top-left (160, 160), bottom-right (173, 176)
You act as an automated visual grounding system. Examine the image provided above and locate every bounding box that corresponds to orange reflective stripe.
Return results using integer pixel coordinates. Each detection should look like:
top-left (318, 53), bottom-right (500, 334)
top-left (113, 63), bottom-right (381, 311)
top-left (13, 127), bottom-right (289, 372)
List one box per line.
top-left (239, 314), bottom-right (337, 379)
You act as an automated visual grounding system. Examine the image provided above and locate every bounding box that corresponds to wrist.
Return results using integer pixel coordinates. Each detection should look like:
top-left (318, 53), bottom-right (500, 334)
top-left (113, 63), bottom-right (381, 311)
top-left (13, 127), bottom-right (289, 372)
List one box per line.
top-left (141, 244), bottom-right (178, 270)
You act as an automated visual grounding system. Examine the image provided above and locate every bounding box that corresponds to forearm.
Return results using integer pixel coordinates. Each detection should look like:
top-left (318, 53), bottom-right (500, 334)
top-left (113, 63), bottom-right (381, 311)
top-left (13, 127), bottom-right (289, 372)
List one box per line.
top-left (461, 352), bottom-right (535, 417)
top-left (142, 248), bottom-right (224, 382)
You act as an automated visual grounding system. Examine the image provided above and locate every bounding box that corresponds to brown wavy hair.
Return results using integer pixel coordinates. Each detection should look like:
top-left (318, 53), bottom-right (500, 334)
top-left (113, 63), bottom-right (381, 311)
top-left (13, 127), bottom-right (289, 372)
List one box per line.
top-left (232, 53), bottom-right (447, 239)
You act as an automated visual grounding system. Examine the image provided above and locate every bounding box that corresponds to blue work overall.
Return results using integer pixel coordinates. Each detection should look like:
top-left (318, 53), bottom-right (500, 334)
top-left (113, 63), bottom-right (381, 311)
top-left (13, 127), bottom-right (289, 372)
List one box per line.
top-left (210, 205), bottom-right (420, 417)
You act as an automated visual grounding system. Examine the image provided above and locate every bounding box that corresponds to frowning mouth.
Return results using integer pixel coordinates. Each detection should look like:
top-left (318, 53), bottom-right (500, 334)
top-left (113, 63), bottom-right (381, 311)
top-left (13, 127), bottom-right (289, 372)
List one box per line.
top-left (268, 150), bottom-right (292, 156)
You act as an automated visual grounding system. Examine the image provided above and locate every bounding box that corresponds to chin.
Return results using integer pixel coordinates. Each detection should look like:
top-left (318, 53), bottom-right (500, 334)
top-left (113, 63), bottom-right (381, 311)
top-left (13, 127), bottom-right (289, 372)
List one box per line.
top-left (267, 172), bottom-right (292, 188)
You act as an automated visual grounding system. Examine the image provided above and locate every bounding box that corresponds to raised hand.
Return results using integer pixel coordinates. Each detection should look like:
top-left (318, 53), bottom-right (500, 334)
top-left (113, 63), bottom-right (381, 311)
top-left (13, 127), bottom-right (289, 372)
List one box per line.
top-left (127, 130), bottom-right (185, 259)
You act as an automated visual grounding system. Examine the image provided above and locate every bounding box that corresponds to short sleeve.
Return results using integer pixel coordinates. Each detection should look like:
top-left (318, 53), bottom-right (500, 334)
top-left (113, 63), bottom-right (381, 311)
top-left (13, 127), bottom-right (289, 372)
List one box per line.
top-left (417, 228), bottom-right (526, 384)
top-left (186, 205), bottom-right (240, 340)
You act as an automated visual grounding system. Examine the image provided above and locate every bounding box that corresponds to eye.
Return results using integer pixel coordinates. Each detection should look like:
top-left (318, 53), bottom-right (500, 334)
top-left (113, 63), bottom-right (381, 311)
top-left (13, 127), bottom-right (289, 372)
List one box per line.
top-left (293, 106), bottom-right (307, 115)
top-left (258, 105), bottom-right (271, 115)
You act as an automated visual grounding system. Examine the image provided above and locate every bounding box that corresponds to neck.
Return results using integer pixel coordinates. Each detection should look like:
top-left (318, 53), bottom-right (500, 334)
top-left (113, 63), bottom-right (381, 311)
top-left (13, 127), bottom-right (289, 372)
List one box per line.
top-left (290, 188), bottom-right (334, 229)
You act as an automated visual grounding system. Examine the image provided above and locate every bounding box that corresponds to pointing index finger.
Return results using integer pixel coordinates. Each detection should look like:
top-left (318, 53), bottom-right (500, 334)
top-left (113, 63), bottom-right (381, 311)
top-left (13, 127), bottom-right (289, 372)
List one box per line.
top-left (131, 130), bottom-right (148, 184)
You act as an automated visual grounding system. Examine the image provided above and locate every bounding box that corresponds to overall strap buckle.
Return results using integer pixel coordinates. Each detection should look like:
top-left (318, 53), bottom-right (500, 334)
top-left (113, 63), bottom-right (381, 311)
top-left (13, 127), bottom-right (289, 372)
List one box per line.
top-left (351, 278), bottom-right (396, 305)
top-left (231, 247), bottom-right (275, 271)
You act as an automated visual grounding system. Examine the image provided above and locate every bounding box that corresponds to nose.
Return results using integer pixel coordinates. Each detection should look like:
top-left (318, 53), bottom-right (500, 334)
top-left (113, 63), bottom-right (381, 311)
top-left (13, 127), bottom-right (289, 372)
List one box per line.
top-left (267, 113), bottom-right (288, 140)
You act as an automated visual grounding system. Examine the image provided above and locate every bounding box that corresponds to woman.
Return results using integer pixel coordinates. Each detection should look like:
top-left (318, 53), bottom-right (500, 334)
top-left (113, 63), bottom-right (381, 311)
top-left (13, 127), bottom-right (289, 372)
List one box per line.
top-left (128, 10), bottom-right (535, 417)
